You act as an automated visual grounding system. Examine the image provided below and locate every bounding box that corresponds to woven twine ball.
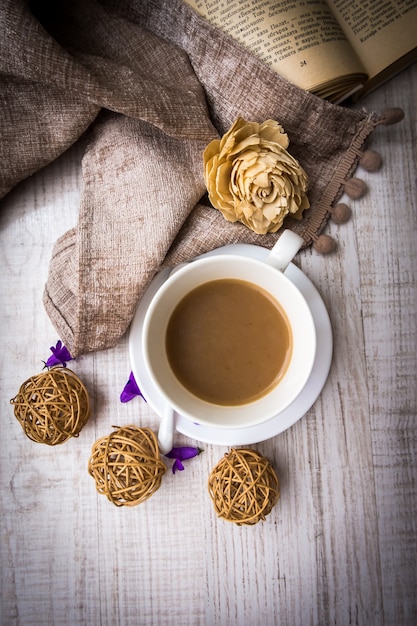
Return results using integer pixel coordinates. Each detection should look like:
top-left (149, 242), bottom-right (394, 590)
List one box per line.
top-left (88, 426), bottom-right (166, 507)
top-left (10, 367), bottom-right (90, 445)
top-left (208, 448), bottom-right (280, 525)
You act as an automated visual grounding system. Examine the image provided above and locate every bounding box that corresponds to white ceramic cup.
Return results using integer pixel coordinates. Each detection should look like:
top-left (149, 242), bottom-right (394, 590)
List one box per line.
top-left (142, 230), bottom-right (316, 438)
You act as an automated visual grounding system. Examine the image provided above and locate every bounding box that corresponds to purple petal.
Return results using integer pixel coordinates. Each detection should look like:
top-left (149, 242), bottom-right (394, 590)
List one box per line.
top-left (165, 446), bottom-right (202, 461)
top-left (172, 459), bottom-right (185, 474)
top-left (165, 446), bottom-right (203, 474)
top-left (44, 340), bottom-right (73, 368)
top-left (120, 371), bottom-right (145, 403)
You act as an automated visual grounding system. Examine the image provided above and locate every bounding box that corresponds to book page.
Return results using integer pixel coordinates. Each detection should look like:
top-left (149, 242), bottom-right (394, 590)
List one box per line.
top-left (327, 0), bottom-right (417, 81)
top-left (184, 0), bottom-right (367, 94)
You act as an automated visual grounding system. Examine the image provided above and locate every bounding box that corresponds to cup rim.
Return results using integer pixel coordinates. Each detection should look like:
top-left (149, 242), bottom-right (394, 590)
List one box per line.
top-left (142, 254), bottom-right (316, 429)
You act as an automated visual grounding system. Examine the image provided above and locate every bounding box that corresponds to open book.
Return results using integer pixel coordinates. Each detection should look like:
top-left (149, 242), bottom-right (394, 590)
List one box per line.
top-left (184, 0), bottom-right (417, 103)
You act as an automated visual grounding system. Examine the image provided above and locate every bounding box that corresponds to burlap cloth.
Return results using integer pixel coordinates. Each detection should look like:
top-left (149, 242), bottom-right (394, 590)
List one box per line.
top-left (1, 0), bottom-right (384, 356)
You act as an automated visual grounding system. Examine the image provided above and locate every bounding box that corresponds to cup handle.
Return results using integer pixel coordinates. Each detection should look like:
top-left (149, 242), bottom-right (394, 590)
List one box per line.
top-left (158, 403), bottom-right (174, 454)
top-left (266, 229), bottom-right (304, 272)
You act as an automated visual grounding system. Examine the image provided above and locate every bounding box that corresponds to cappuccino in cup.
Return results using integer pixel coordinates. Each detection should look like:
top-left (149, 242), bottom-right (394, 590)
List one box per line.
top-left (142, 230), bottom-right (316, 430)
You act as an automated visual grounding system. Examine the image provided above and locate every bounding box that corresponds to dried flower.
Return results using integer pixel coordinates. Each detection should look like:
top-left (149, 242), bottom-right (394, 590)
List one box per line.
top-left (44, 340), bottom-right (73, 368)
top-left (204, 117), bottom-right (310, 234)
top-left (165, 446), bottom-right (203, 474)
top-left (120, 371), bottom-right (145, 403)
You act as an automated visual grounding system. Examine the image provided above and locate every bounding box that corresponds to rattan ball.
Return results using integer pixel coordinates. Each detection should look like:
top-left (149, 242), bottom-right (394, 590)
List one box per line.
top-left (10, 367), bottom-right (90, 445)
top-left (88, 426), bottom-right (166, 507)
top-left (208, 448), bottom-right (280, 525)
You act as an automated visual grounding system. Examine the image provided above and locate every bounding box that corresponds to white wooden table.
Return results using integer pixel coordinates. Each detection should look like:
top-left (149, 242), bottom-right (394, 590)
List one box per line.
top-left (1, 65), bottom-right (416, 626)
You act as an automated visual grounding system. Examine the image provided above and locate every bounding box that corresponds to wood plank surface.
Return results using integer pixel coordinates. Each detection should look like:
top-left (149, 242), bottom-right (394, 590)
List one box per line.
top-left (1, 65), bottom-right (416, 626)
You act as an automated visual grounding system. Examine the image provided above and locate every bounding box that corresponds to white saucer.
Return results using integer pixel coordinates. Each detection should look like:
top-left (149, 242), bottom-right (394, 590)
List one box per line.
top-left (129, 243), bottom-right (333, 446)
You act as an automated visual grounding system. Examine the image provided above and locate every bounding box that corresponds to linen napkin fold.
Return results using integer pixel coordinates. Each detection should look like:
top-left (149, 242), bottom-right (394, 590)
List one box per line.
top-left (1, 0), bottom-right (382, 356)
